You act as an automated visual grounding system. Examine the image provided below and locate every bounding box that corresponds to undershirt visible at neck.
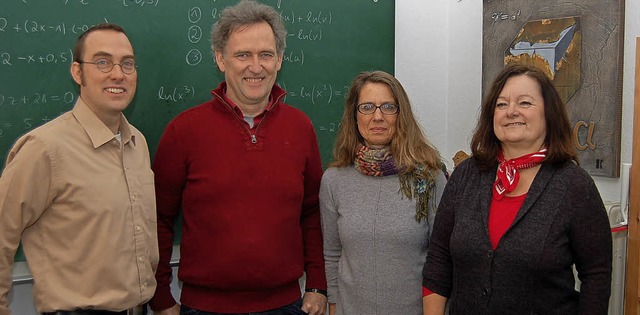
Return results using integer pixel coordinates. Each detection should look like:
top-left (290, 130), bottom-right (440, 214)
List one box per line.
top-left (243, 116), bottom-right (255, 128)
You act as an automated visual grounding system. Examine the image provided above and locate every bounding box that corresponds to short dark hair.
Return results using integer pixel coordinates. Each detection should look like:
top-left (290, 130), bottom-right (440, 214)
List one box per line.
top-left (470, 64), bottom-right (577, 169)
top-left (73, 23), bottom-right (128, 63)
top-left (211, 0), bottom-right (287, 56)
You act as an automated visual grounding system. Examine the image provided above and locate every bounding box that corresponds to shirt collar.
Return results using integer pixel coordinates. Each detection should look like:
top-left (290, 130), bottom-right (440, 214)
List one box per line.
top-left (72, 97), bottom-right (136, 148)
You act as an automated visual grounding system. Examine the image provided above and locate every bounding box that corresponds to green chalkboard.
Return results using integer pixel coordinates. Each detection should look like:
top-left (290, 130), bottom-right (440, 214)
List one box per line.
top-left (1, 0), bottom-right (394, 262)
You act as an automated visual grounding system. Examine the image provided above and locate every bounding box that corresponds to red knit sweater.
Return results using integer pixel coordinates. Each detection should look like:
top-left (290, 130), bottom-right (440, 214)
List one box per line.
top-left (149, 83), bottom-right (326, 312)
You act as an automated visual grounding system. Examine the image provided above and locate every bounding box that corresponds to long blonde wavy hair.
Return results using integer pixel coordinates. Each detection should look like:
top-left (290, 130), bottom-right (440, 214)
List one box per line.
top-left (330, 71), bottom-right (442, 175)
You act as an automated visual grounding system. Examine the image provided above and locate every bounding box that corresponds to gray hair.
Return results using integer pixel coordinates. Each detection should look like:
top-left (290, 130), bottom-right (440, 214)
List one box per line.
top-left (211, 0), bottom-right (287, 56)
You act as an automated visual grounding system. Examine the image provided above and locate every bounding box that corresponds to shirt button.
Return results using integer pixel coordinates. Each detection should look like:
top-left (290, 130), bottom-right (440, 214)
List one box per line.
top-left (138, 256), bottom-right (144, 262)
top-left (486, 250), bottom-right (493, 258)
top-left (483, 288), bottom-right (490, 296)
top-left (135, 225), bottom-right (142, 232)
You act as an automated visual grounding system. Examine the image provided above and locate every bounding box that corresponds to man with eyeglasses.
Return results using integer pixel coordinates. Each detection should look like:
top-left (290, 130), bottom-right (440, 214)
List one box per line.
top-left (0, 23), bottom-right (157, 315)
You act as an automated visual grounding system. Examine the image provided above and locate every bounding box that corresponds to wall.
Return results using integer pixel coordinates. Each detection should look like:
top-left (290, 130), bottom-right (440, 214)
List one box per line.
top-left (396, 0), bottom-right (638, 204)
top-left (396, 1), bottom-right (638, 312)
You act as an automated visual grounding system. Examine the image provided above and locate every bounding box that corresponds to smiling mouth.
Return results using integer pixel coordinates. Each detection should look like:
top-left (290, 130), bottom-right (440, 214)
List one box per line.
top-left (505, 122), bottom-right (525, 126)
top-left (245, 78), bottom-right (263, 83)
top-left (105, 87), bottom-right (125, 94)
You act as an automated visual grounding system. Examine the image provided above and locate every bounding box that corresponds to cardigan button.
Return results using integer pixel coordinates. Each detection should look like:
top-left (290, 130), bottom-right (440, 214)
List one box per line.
top-left (486, 250), bottom-right (493, 258)
top-left (483, 288), bottom-right (490, 296)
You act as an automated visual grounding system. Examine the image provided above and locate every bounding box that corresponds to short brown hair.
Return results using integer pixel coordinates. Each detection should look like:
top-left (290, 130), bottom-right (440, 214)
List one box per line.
top-left (470, 64), bottom-right (577, 169)
top-left (72, 23), bottom-right (128, 63)
top-left (331, 71), bottom-right (442, 174)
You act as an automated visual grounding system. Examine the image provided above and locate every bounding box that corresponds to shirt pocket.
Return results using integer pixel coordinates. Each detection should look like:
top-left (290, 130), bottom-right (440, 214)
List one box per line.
top-left (137, 168), bottom-right (157, 223)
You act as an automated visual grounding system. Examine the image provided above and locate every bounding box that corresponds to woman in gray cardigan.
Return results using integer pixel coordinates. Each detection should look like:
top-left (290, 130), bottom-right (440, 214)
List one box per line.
top-left (422, 64), bottom-right (612, 314)
top-left (320, 70), bottom-right (447, 315)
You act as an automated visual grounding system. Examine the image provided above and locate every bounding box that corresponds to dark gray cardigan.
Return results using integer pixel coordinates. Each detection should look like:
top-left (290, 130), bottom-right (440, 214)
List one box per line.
top-left (423, 158), bottom-right (612, 315)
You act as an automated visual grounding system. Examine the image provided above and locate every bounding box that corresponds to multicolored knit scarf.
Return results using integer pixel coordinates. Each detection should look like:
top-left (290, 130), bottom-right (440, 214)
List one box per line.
top-left (493, 148), bottom-right (547, 200)
top-left (354, 144), bottom-right (436, 223)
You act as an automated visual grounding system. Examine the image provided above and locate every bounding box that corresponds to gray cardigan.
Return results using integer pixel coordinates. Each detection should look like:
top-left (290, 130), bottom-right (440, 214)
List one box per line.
top-left (320, 166), bottom-right (446, 315)
top-left (423, 158), bottom-right (612, 315)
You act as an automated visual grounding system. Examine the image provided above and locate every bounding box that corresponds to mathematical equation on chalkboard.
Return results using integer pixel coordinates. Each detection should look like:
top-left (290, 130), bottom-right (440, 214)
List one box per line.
top-left (0, 49), bottom-right (73, 66)
top-left (1, 5), bottom-right (334, 68)
top-left (280, 82), bottom-right (349, 106)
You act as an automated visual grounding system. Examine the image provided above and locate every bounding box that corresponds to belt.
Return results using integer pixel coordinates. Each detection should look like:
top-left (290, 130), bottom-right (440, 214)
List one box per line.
top-left (43, 305), bottom-right (145, 315)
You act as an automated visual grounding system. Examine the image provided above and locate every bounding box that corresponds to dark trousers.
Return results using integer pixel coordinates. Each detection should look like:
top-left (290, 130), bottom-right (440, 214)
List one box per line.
top-left (180, 299), bottom-right (305, 315)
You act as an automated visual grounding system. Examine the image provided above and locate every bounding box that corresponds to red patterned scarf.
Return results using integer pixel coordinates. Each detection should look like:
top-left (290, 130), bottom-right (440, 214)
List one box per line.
top-left (493, 148), bottom-right (547, 200)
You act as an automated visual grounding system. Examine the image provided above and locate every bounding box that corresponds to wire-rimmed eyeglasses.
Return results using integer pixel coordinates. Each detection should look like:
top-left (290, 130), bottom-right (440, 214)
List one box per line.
top-left (78, 58), bottom-right (137, 75)
top-left (357, 103), bottom-right (399, 115)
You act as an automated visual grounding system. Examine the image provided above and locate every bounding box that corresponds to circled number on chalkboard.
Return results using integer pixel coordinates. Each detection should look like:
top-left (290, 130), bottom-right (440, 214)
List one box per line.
top-left (188, 7), bottom-right (202, 23)
top-left (188, 25), bottom-right (202, 44)
top-left (185, 49), bottom-right (202, 66)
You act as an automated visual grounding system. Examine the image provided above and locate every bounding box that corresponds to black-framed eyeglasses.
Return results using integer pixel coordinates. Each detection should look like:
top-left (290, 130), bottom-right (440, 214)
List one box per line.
top-left (357, 103), bottom-right (399, 115)
top-left (79, 58), bottom-right (137, 75)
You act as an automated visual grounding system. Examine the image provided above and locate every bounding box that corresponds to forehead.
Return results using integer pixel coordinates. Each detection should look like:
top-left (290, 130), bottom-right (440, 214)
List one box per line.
top-left (359, 82), bottom-right (394, 100)
top-left (500, 74), bottom-right (541, 96)
top-left (82, 30), bottom-right (134, 58)
top-left (225, 22), bottom-right (276, 51)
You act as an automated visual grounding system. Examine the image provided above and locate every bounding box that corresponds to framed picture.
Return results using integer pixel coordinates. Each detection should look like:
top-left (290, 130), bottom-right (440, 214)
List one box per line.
top-left (483, 0), bottom-right (625, 177)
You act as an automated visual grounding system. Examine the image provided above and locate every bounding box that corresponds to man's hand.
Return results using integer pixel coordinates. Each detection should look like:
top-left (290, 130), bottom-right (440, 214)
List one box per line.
top-left (301, 292), bottom-right (327, 315)
top-left (153, 303), bottom-right (180, 315)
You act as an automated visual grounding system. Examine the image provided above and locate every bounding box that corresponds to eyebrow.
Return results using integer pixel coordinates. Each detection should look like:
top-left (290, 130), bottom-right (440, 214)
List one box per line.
top-left (497, 94), bottom-right (534, 99)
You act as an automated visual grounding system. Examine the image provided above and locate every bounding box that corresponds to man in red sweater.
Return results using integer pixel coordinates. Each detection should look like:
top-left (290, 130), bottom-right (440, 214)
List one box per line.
top-left (149, 1), bottom-right (327, 314)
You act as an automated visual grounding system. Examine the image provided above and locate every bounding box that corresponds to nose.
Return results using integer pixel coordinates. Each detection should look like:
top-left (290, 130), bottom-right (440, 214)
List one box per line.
top-left (109, 64), bottom-right (126, 80)
top-left (248, 56), bottom-right (262, 73)
top-left (505, 102), bottom-right (519, 117)
top-left (372, 107), bottom-right (385, 120)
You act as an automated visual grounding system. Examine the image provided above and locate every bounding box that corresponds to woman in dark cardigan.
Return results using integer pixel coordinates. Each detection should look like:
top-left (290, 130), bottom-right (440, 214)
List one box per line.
top-left (422, 64), bottom-right (612, 315)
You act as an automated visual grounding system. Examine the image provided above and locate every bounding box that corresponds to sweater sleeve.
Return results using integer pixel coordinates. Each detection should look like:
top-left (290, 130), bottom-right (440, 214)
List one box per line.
top-left (319, 169), bottom-right (340, 303)
top-left (422, 161), bottom-right (469, 297)
top-left (428, 170), bottom-right (447, 239)
top-left (300, 125), bottom-right (327, 290)
top-left (567, 168), bottom-right (612, 315)
top-left (148, 121), bottom-right (187, 311)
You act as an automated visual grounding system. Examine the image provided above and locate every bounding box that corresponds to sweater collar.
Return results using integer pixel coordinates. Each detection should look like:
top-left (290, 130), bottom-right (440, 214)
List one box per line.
top-left (210, 81), bottom-right (288, 114)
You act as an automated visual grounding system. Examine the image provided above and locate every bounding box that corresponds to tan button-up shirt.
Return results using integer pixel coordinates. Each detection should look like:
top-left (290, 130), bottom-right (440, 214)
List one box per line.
top-left (0, 98), bottom-right (158, 314)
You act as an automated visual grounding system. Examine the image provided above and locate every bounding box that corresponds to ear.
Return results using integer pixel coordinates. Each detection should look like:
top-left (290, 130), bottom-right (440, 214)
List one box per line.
top-left (70, 62), bottom-right (82, 85)
top-left (214, 51), bottom-right (226, 72)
